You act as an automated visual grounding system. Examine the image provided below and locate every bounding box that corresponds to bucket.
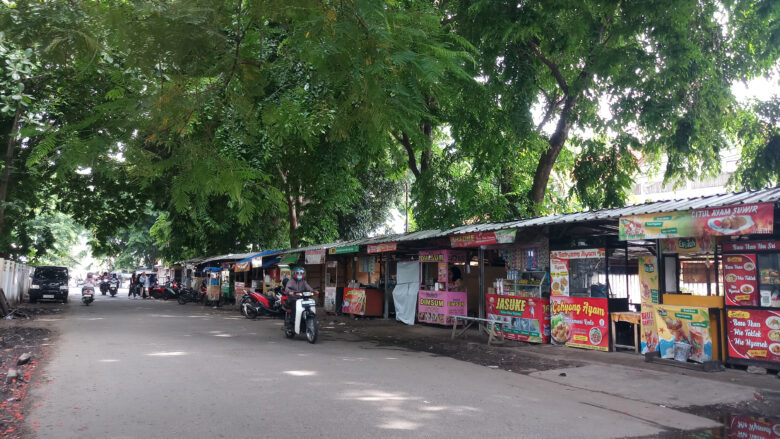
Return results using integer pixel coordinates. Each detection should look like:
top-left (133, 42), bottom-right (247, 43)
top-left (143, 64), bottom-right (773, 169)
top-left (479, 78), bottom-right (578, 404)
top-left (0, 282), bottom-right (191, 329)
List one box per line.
top-left (673, 342), bottom-right (692, 362)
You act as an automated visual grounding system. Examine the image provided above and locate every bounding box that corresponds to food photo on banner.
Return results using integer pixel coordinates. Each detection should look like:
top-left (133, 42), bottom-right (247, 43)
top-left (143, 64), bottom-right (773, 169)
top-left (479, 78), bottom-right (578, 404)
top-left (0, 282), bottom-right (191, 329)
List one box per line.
top-left (653, 305), bottom-right (713, 363)
top-left (486, 294), bottom-right (550, 343)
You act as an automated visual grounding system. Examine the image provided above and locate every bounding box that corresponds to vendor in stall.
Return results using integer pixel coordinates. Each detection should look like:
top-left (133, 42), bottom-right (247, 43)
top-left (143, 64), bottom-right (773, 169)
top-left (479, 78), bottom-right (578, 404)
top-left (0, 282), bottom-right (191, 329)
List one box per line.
top-left (448, 266), bottom-right (463, 291)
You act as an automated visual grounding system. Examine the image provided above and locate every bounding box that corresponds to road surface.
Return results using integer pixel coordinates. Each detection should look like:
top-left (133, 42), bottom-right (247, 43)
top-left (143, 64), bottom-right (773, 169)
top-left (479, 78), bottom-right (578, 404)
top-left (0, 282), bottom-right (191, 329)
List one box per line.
top-left (26, 290), bottom-right (726, 438)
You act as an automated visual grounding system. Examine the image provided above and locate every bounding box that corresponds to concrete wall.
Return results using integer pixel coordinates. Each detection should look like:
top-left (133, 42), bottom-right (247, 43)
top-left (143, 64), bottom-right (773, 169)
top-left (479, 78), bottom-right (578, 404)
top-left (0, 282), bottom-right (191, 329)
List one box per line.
top-left (0, 259), bottom-right (32, 305)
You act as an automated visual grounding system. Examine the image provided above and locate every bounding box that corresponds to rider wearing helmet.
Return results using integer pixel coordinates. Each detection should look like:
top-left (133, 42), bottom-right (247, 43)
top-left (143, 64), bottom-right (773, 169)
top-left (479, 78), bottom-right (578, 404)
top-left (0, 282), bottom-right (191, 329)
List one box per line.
top-left (284, 267), bottom-right (314, 331)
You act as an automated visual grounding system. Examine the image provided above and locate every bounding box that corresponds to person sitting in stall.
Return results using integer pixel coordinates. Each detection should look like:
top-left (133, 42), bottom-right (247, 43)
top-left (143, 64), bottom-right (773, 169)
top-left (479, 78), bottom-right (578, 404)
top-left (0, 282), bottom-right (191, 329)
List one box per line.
top-left (448, 266), bottom-right (463, 291)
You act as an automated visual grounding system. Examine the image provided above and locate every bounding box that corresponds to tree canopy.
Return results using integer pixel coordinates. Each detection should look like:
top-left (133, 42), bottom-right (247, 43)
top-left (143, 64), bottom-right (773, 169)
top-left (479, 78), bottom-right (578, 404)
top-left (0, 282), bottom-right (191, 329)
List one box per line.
top-left (1, 0), bottom-right (778, 263)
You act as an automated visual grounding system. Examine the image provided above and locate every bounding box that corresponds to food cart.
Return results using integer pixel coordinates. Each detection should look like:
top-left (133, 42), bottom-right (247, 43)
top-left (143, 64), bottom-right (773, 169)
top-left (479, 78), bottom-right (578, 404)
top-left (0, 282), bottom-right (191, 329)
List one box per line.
top-left (417, 249), bottom-right (467, 325)
top-left (341, 243), bottom-right (396, 317)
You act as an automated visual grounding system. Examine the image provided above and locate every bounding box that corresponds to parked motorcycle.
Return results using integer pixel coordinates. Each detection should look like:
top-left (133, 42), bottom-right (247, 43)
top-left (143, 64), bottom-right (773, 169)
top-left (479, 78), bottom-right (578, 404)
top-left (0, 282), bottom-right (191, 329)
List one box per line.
top-left (240, 287), bottom-right (285, 319)
top-left (177, 285), bottom-right (206, 305)
top-left (151, 281), bottom-right (179, 300)
top-left (82, 286), bottom-right (95, 306)
top-left (99, 280), bottom-right (109, 296)
top-left (284, 291), bottom-right (318, 344)
top-left (108, 279), bottom-right (119, 297)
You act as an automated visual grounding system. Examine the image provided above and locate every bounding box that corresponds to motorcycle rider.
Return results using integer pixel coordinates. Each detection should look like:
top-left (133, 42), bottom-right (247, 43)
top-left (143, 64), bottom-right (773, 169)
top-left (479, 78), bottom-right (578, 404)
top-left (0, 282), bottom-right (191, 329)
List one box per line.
top-left (284, 267), bottom-right (314, 331)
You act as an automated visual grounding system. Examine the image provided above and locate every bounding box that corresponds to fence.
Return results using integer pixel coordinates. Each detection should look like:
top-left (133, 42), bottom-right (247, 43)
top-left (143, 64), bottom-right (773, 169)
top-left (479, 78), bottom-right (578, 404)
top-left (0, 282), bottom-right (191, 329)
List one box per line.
top-left (0, 259), bottom-right (32, 305)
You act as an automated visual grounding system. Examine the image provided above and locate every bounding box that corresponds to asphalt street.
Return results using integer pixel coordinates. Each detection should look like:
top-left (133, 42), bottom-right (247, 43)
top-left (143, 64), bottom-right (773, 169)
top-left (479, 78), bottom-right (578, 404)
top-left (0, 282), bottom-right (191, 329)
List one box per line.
top-left (26, 289), bottom-right (727, 439)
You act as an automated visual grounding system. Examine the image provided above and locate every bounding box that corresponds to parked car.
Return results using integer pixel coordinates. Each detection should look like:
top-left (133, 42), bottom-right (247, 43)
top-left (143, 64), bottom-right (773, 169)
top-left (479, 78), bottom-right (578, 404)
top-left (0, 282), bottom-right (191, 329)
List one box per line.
top-left (29, 266), bottom-right (70, 303)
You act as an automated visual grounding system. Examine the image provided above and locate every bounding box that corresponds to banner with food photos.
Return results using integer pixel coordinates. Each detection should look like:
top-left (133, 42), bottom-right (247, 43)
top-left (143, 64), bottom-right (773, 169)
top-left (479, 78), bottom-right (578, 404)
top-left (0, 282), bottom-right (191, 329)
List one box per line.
top-left (723, 254), bottom-right (759, 307)
top-left (486, 295), bottom-right (550, 344)
top-left (550, 297), bottom-right (609, 351)
top-left (726, 308), bottom-right (780, 366)
top-left (638, 255), bottom-right (660, 354)
top-left (653, 305), bottom-right (713, 363)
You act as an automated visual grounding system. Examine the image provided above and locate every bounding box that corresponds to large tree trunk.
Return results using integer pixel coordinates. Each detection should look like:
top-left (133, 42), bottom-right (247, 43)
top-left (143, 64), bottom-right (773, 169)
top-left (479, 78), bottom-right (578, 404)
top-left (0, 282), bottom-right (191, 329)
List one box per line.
top-left (0, 109), bottom-right (21, 240)
top-left (529, 96), bottom-right (575, 211)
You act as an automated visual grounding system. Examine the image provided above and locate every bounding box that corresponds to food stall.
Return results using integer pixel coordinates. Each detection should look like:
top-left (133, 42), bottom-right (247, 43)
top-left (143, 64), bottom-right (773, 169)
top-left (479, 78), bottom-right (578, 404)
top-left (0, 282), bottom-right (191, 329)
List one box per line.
top-left (548, 248), bottom-right (610, 351)
top-left (325, 244), bottom-right (360, 313)
top-left (417, 249), bottom-right (467, 325)
top-left (341, 243), bottom-right (395, 317)
top-left (619, 200), bottom-right (776, 365)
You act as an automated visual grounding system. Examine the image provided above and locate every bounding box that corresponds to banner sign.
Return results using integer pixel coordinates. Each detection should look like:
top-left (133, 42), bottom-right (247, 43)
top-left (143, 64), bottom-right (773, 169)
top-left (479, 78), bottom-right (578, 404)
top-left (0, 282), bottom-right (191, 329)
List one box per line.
top-left (329, 245), bottom-right (359, 255)
top-left (661, 237), bottom-right (714, 254)
top-left (550, 297), bottom-right (609, 351)
top-left (549, 249), bottom-right (604, 296)
top-left (726, 308), bottom-right (780, 366)
top-left (251, 256), bottom-right (263, 268)
top-left (620, 203), bottom-right (774, 240)
top-left (450, 229), bottom-right (516, 248)
top-left (324, 287), bottom-right (337, 313)
top-left (724, 254), bottom-right (759, 307)
top-left (418, 250), bottom-right (467, 264)
top-left (653, 305), bottom-right (713, 363)
top-left (367, 242), bottom-right (397, 254)
top-left (723, 240), bottom-right (780, 252)
top-left (281, 253), bottom-right (300, 264)
top-left (728, 415), bottom-right (780, 439)
top-left (692, 203), bottom-right (774, 236)
top-left (234, 281), bottom-right (250, 296)
top-left (486, 295), bottom-right (550, 343)
top-left (305, 249), bottom-right (326, 265)
top-left (639, 255), bottom-right (660, 354)
top-left (342, 288), bottom-right (366, 315)
top-left (417, 290), bottom-right (467, 326)
top-left (233, 261), bottom-right (251, 272)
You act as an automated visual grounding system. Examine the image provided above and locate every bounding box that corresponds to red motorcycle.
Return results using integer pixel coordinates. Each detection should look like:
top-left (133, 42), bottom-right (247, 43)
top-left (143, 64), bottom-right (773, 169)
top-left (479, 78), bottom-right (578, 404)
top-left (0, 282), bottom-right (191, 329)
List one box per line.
top-left (150, 281), bottom-right (180, 300)
top-left (240, 286), bottom-right (286, 319)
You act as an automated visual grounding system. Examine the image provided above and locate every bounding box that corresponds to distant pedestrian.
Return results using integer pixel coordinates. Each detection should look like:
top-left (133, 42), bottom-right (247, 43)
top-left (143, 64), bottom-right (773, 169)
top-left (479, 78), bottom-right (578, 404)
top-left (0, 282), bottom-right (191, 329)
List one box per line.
top-left (139, 272), bottom-right (148, 299)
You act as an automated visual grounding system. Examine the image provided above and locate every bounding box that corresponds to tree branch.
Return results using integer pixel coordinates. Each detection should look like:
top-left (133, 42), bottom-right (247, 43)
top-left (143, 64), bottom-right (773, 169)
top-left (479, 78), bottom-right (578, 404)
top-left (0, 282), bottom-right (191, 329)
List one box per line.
top-left (222, 0), bottom-right (245, 92)
top-left (527, 42), bottom-right (568, 95)
top-left (392, 131), bottom-right (420, 178)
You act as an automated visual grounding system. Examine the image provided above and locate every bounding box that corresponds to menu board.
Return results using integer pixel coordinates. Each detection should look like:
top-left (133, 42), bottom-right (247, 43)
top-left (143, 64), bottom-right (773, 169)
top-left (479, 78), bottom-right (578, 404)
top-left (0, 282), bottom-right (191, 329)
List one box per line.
top-left (342, 288), bottom-right (366, 315)
top-left (653, 305), bottom-right (713, 363)
top-left (639, 256), bottom-right (660, 354)
top-left (486, 295), bottom-right (550, 344)
top-left (724, 254), bottom-right (759, 307)
top-left (417, 290), bottom-right (466, 326)
top-left (728, 415), bottom-right (780, 439)
top-left (727, 308), bottom-right (780, 366)
top-left (550, 297), bottom-right (609, 351)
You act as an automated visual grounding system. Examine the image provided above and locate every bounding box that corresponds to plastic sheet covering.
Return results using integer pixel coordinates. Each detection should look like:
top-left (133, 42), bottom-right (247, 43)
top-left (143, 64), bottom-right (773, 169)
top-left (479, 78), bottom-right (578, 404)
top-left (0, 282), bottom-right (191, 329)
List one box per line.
top-left (393, 261), bottom-right (419, 325)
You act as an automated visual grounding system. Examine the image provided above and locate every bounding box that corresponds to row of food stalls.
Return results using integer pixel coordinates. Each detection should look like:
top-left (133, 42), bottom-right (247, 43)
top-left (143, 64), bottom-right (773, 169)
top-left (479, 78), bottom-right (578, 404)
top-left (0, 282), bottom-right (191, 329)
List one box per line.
top-left (167, 187), bottom-right (780, 370)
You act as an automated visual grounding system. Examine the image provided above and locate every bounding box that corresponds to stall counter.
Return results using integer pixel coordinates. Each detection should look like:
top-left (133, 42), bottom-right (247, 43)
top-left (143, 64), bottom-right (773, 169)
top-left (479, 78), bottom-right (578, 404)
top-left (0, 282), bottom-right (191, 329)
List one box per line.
top-left (417, 290), bottom-right (467, 326)
top-left (662, 294), bottom-right (725, 362)
top-left (342, 287), bottom-right (383, 316)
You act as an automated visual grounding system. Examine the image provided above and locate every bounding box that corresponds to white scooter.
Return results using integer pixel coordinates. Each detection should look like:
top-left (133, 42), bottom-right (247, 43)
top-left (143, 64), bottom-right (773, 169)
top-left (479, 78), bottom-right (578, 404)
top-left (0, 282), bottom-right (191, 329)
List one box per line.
top-left (82, 285), bottom-right (95, 306)
top-left (284, 291), bottom-right (318, 344)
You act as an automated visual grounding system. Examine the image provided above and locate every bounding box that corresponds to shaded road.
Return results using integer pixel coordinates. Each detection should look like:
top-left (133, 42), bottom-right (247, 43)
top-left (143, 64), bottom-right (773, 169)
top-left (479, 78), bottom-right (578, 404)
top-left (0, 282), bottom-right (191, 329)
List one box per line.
top-left (27, 290), bottom-right (726, 438)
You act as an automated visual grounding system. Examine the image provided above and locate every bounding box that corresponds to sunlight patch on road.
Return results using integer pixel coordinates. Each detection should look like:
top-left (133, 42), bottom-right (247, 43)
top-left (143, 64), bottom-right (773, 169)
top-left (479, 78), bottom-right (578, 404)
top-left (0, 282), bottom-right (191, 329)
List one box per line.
top-left (213, 334), bottom-right (232, 337)
top-left (146, 351), bottom-right (187, 357)
top-left (99, 359), bottom-right (120, 363)
top-left (384, 357), bottom-right (398, 360)
top-left (283, 370), bottom-right (317, 377)
top-left (377, 419), bottom-right (421, 430)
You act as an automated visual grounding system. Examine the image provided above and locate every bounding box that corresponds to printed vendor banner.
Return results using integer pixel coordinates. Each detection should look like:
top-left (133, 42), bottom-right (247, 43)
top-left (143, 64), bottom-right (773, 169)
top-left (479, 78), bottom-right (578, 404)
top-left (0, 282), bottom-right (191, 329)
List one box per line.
top-left (367, 242), bottom-right (397, 254)
top-left (324, 287), bottom-right (337, 313)
top-left (281, 253), bottom-right (300, 264)
top-left (304, 249), bottom-right (326, 265)
top-left (728, 415), bottom-right (780, 439)
top-left (233, 261), bottom-right (251, 272)
top-left (486, 295), bottom-right (550, 343)
top-left (619, 211), bottom-right (693, 240)
top-left (450, 229), bottom-right (517, 248)
top-left (234, 281), bottom-right (250, 296)
top-left (342, 288), bottom-right (367, 315)
top-left (692, 202), bottom-right (774, 237)
top-left (723, 240), bottom-right (780, 252)
top-left (726, 308), bottom-right (780, 366)
top-left (550, 258), bottom-right (569, 296)
top-left (653, 305), bottom-right (713, 363)
top-left (724, 254), bottom-right (759, 307)
top-left (660, 237), bottom-right (715, 254)
top-left (417, 290), bottom-right (467, 326)
top-left (329, 245), bottom-right (359, 255)
top-left (550, 297), bottom-right (609, 351)
top-left (639, 256), bottom-right (660, 354)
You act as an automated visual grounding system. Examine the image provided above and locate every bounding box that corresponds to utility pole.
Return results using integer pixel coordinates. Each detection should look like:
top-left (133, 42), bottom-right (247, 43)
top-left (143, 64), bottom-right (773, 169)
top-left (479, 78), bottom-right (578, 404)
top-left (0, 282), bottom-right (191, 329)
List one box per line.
top-left (404, 183), bottom-right (408, 233)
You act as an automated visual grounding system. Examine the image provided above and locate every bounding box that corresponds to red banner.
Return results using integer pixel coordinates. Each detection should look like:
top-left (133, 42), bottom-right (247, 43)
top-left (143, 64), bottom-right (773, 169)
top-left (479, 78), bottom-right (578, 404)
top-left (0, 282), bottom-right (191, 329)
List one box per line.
top-left (450, 229), bottom-right (516, 248)
top-left (367, 242), bottom-right (397, 254)
top-left (486, 295), bottom-right (550, 343)
top-left (692, 202), bottom-right (774, 236)
top-left (728, 415), bottom-right (780, 439)
top-left (723, 240), bottom-right (780, 252)
top-left (726, 308), bottom-right (780, 365)
top-left (550, 297), bottom-right (609, 351)
top-left (724, 254), bottom-right (759, 307)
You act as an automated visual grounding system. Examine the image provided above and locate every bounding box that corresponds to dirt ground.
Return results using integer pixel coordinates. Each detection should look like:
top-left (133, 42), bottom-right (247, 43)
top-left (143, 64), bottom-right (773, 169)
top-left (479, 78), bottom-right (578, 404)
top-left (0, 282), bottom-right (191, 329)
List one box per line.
top-left (0, 304), bottom-right (64, 439)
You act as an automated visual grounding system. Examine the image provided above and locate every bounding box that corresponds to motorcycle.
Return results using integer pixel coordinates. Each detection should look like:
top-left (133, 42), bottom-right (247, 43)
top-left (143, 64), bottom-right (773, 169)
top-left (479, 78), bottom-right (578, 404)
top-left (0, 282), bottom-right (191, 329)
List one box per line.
top-left (177, 284), bottom-right (206, 305)
top-left (108, 279), bottom-right (119, 297)
top-left (82, 286), bottom-right (95, 305)
top-left (240, 287), bottom-right (285, 319)
top-left (284, 291), bottom-right (318, 344)
top-left (99, 280), bottom-right (109, 296)
top-left (151, 281), bottom-right (180, 300)
top-left (129, 282), bottom-right (142, 298)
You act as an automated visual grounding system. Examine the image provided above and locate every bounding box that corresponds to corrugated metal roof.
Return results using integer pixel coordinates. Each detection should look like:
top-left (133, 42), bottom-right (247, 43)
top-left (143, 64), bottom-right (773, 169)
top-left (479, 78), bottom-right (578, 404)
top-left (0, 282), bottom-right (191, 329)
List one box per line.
top-left (199, 252), bottom-right (259, 264)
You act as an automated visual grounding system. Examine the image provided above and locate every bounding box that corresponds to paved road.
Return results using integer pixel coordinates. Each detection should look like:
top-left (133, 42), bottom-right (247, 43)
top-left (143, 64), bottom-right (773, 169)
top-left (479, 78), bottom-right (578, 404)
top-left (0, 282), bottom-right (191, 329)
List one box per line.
top-left (27, 289), bottom-right (722, 439)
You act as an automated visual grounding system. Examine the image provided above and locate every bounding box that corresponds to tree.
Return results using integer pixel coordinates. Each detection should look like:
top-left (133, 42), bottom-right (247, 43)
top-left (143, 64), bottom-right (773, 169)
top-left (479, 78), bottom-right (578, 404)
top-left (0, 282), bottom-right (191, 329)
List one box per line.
top-left (730, 97), bottom-right (780, 189)
top-left (449, 0), bottom-right (780, 212)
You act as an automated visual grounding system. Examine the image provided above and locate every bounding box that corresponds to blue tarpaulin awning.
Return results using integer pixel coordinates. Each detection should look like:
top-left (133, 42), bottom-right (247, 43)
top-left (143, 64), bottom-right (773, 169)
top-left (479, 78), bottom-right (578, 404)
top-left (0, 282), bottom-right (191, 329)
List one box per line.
top-left (261, 257), bottom-right (281, 268)
top-left (237, 249), bottom-right (284, 264)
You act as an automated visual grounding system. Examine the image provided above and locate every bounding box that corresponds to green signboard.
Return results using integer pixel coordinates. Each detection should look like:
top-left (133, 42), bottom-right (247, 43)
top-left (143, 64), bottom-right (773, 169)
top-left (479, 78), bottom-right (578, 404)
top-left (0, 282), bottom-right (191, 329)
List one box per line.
top-left (281, 253), bottom-right (300, 264)
top-left (328, 245), bottom-right (359, 255)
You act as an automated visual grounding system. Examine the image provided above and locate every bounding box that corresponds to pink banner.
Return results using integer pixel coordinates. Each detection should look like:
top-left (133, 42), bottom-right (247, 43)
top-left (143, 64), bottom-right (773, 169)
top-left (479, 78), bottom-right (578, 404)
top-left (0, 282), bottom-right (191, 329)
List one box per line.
top-left (692, 202), bottom-right (774, 236)
top-left (367, 242), bottom-right (397, 254)
top-left (417, 290), bottom-right (467, 326)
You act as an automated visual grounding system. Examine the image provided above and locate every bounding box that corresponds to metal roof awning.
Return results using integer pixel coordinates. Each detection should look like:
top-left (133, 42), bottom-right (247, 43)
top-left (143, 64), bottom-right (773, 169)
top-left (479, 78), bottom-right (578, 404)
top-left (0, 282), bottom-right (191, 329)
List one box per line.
top-left (236, 249), bottom-right (284, 264)
top-left (198, 252), bottom-right (259, 264)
